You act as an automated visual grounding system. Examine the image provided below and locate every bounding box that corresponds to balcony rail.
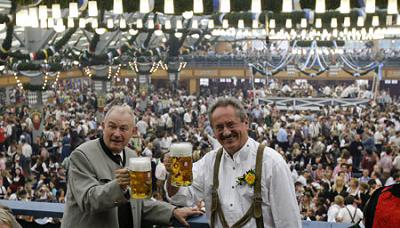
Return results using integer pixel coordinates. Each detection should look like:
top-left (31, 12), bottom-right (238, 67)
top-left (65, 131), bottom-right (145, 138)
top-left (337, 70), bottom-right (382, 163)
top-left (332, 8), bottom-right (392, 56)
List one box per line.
top-left (0, 200), bottom-right (353, 228)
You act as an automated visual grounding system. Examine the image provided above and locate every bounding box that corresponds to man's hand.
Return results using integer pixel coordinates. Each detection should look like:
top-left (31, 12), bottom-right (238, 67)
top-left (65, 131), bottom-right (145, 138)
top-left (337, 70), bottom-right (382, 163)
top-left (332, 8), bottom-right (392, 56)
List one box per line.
top-left (173, 207), bottom-right (204, 227)
top-left (114, 168), bottom-right (130, 190)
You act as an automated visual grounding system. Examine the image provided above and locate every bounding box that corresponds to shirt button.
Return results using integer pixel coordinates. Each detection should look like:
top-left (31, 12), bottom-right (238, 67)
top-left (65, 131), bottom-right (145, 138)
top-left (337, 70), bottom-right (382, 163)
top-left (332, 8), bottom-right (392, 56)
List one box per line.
top-left (232, 186), bottom-right (234, 189)
top-left (230, 204), bottom-right (233, 207)
top-left (233, 167), bottom-right (235, 170)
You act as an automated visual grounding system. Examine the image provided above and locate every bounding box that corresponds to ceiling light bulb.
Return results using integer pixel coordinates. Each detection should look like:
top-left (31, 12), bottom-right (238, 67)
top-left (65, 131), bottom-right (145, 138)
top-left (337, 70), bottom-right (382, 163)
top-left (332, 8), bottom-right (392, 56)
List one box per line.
top-left (69, 2), bottom-right (79, 18)
top-left (38, 5), bottom-right (48, 20)
top-left (164, 0), bottom-right (174, 14)
top-left (219, 0), bottom-right (230, 13)
top-left (52, 4), bottom-right (61, 19)
top-left (282, 0), bottom-right (292, 13)
top-left (365, 0), bottom-right (375, 13)
top-left (315, 0), bottom-right (325, 13)
top-left (107, 18), bottom-right (114, 29)
top-left (252, 0), bottom-right (262, 13)
top-left (193, 0), bottom-right (204, 13)
top-left (113, 0), bottom-right (123, 14)
top-left (88, 1), bottom-right (98, 17)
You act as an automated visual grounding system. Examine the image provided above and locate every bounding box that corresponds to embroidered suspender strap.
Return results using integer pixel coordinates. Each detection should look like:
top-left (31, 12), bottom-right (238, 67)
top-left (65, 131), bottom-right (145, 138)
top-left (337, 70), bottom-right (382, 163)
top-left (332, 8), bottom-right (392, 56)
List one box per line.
top-left (211, 147), bottom-right (229, 228)
top-left (253, 143), bottom-right (265, 227)
top-left (210, 144), bottom-right (265, 228)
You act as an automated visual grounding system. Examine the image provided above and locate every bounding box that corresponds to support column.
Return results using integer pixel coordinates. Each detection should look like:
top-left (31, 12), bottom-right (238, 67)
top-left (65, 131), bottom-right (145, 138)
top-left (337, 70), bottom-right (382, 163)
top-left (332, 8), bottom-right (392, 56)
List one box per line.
top-left (189, 79), bottom-right (198, 95)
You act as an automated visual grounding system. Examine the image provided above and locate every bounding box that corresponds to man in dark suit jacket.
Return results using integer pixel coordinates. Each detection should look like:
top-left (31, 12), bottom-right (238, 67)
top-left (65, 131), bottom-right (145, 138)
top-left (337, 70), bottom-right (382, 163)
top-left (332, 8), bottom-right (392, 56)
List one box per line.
top-left (61, 104), bottom-right (201, 228)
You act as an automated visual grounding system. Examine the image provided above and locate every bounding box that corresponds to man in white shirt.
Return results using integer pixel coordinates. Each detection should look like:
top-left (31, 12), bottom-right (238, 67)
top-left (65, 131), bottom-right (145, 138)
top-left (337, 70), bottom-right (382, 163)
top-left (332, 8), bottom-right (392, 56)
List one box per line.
top-left (327, 195), bottom-right (345, 222)
top-left (165, 97), bottom-right (301, 228)
top-left (336, 195), bottom-right (363, 224)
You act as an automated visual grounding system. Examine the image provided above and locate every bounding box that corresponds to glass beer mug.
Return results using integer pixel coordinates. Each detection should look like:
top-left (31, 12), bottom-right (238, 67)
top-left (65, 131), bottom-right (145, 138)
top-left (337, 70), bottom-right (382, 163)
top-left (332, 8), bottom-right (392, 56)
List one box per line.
top-left (128, 157), bottom-right (152, 199)
top-left (170, 142), bottom-right (193, 187)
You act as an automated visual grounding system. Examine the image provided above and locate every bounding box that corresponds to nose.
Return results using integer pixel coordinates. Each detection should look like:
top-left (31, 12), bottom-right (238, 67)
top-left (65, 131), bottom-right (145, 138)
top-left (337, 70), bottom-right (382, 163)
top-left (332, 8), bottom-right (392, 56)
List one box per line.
top-left (222, 127), bottom-right (232, 136)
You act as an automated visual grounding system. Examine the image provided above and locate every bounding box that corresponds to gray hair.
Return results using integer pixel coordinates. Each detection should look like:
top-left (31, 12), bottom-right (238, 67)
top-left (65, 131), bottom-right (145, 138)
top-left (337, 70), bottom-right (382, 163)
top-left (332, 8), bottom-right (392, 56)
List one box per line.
top-left (208, 97), bottom-right (247, 126)
top-left (104, 104), bottom-right (135, 124)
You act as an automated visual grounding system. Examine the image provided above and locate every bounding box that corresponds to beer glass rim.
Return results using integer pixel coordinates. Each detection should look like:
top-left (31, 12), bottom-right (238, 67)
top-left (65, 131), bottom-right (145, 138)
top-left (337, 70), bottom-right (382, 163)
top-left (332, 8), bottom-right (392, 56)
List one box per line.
top-left (128, 157), bottom-right (151, 171)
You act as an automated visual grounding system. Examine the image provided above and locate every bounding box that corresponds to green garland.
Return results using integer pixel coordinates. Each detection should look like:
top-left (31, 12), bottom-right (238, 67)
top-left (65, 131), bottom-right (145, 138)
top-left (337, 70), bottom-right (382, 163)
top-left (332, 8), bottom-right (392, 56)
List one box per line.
top-left (22, 83), bottom-right (50, 91)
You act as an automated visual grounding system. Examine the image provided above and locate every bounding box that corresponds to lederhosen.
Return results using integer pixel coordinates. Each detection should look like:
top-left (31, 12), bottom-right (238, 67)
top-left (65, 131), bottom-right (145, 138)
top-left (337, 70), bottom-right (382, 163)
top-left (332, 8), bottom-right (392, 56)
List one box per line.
top-left (210, 144), bottom-right (265, 228)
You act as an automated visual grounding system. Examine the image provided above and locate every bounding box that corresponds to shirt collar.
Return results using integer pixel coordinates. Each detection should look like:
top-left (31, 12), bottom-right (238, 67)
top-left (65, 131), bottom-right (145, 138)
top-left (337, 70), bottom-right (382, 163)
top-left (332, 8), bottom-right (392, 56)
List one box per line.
top-left (99, 137), bottom-right (126, 166)
top-left (222, 137), bottom-right (252, 162)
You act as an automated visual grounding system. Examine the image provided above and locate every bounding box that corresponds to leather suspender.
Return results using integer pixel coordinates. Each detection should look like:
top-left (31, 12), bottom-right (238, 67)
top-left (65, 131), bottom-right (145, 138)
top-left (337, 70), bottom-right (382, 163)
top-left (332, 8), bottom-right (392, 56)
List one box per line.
top-left (210, 144), bottom-right (265, 228)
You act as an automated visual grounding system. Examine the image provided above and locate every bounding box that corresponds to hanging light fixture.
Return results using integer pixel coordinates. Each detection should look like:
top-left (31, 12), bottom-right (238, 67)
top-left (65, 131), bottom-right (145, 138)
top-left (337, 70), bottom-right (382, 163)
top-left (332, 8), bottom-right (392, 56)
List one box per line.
top-left (29, 7), bottom-right (38, 27)
top-left (79, 18), bottom-right (86, 28)
top-left (252, 19), bottom-right (258, 28)
top-left (219, 0), bottom-right (230, 13)
top-left (38, 5), bottom-right (48, 20)
top-left (282, 0), bottom-right (292, 13)
top-left (269, 19), bottom-right (276, 29)
top-left (192, 19), bottom-right (199, 29)
top-left (301, 18), bottom-right (307, 28)
top-left (176, 19), bottom-right (183, 29)
top-left (88, 1), bottom-right (98, 17)
top-left (340, 0), bottom-right (350, 14)
top-left (137, 19), bottom-right (143, 28)
top-left (386, 15), bottom-right (393, 25)
top-left (40, 19), bottom-right (47, 28)
top-left (222, 19), bottom-right (229, 28)
top-left (147, 19), bottom-right (154, 29)
top-left (164, 0), bottom-right (174, 14)
top-left (238, 19), bottom-right (244, 29)
top-left (357, 16), bottom-right (364, 27)
top-left (365, 0), bottom-right (375, 13)
top-left (107, 18), bottom-right (114, 29)
top-left (114, 0), bottom-right (123, 14)
top-left (120, 18), bottom-right (127, 29)
top-left (315, 0), bottom-right (325, 13)
top-left (372, 16), bottom-right (379, 26)
top-left (69, 3), bottom-right (79, 18)
top-left (193, 0), bottom-right (203, 14)
top-left (251, 0), bottom-right (262, 13)
top-left (48, 18), bottom-right (55, 28)
top-left (91, 18), bottom-right (98, 28)
top-left (285, 19), bottom-right (292, 28)
top-left (331, 18), bottom-right (338, 28)
top-left (315, 18), bottom-right (322, 28)
top-left (388, 0), bottom-right (398, 14)
top-left (140, 0), bottom-right (150, 13)
top-left (52, 4), bottom-right (61, 19)
top-left (165, 19), bottom-right (172, 29)
top-left (16, 9), bottom-right (28, 27)
top-left (208, 19), bottom-right (214, 29)
top-left (343, 17), bottom-right (351, 27)
top-left (68, 17), bottom-right (74, 28)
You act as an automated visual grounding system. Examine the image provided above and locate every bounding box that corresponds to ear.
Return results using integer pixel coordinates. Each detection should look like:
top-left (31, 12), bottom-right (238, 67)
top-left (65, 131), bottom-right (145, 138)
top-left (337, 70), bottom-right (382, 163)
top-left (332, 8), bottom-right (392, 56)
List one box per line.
top-left (101, 121), bottom-right (105, 129)
top-left (243, 117), bottom-right (249, 126)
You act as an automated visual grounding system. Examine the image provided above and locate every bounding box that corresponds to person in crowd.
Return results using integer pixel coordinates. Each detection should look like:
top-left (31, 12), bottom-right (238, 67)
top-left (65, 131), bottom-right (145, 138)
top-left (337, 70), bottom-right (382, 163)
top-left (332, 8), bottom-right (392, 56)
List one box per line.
top-left (327, 195), bottom-right (345, 222)
top-left (165, 97), bottom-right (301, 227)
top-left (336, 195), bottom-right (363, 224)
top-left (61, 105), bottom-right (202, 228)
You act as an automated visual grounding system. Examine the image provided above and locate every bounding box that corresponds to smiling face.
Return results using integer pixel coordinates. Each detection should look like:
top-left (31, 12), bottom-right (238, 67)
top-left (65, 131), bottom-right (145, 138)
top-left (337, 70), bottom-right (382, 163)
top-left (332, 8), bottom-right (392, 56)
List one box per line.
top-left (102, 108), bottom-right (135, 154)
top-left (211, 105), bottom-right (249, 155)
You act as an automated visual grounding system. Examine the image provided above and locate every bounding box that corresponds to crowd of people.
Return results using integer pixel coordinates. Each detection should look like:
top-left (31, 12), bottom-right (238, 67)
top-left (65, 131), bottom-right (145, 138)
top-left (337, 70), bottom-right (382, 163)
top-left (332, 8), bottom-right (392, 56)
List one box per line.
top-left (0, 79), bottom-right (399, 225)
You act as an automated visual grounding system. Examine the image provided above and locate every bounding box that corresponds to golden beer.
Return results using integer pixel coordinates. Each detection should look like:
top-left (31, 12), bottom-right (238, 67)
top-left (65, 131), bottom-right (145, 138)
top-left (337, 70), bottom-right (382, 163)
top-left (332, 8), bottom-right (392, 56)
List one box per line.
top-left (170, 143), bottom-right (193, 187)
top-left (128, 157), bottom-right (152, 199)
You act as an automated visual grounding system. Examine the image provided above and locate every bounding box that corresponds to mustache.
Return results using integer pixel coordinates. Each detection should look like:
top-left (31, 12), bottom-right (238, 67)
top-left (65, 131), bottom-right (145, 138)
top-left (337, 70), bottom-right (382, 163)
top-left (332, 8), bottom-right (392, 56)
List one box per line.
top-left (220, 133), bottom-right (237, 140)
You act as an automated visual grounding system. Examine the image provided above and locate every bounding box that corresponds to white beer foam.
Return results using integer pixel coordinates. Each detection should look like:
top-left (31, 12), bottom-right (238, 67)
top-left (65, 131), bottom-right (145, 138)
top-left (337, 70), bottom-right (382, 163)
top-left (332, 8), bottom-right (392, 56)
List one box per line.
top-left (170, 143), bottom-right (192, 157)
top-left (129, 157), bottom-right (151, 171)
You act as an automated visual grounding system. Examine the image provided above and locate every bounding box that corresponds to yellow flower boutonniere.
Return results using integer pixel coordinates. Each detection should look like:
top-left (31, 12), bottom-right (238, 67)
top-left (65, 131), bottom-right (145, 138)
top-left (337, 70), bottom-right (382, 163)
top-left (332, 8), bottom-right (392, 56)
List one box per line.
top-left (236, 169), bottom-right (256, 187)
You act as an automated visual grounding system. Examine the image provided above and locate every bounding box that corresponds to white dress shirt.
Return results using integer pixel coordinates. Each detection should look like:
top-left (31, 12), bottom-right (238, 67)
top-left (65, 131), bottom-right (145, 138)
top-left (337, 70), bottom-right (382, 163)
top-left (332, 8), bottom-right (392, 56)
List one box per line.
top-left (167, 138), bottom-right (301, 228)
